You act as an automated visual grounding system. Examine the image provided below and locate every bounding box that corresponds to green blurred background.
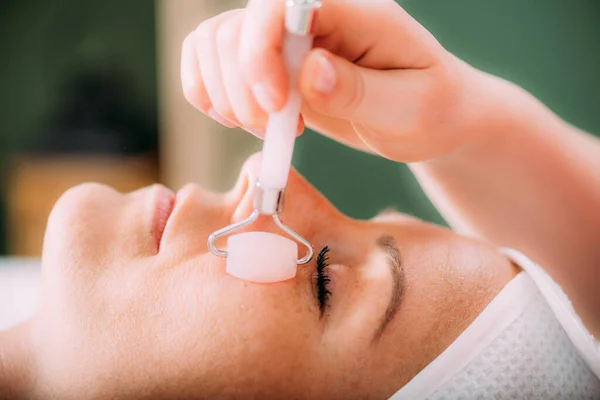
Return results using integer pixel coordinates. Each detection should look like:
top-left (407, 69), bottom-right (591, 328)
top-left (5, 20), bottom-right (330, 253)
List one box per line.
top-left (295, 0), bottom-right (600, 222)
top-left (0, 0), bottom-right (598, 255)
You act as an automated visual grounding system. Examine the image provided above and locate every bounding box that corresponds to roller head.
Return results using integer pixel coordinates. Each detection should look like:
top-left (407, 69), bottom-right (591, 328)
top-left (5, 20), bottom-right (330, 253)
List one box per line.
top-left (226, 232), bottom-right (298, 283)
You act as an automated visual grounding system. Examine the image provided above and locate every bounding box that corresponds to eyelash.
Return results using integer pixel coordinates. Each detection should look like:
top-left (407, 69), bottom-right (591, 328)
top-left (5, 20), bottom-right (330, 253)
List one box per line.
top-left (316, 246), bottom-right (332, 314)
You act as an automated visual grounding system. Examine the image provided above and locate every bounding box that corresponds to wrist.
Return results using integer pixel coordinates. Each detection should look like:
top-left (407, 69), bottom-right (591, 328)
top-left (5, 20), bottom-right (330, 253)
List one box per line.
top-left (0, 323), bottom-right (34, 399)
top-left (436, 60), bottom-right (564, 165)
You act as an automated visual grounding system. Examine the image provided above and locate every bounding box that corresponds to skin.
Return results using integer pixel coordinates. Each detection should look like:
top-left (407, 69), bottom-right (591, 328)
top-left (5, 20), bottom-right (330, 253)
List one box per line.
top-left (181, 0), bottom-right (474, 160)
top-left (2, 0), bottom-right (595, 397)
top-left (0, 153), bottom-right (518, 399)
top-left (182, 0), bottom-right (600, 335)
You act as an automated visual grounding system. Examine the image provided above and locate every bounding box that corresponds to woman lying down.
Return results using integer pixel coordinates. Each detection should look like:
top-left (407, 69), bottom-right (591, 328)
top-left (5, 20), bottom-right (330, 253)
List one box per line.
top-left (3, 0), bottom-right (600, 398)
top-left (0, 153), bottom-right (598, 399)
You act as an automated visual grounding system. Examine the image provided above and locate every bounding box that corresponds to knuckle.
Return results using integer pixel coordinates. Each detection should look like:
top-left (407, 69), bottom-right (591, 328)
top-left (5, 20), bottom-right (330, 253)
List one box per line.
top-left (239, 38), bottom-right (264, 75)
top-left (182, 79), bottom-right (207, 110)
top-left (216, 19), bottom-right (238, 48)
top-left (193, 22), bottom-right (216, 64)
top-left (195, 18), bottom-right (217, 40)
top-left (181, 37), bottom-right (197, 102)
top-left (421, 66), bottom-right (458, 127)
top-left (391, 68), bottom-right (460, 157)
top-left (343, 70), bottom-right (366, 119)
top-left (181, 33), bottom-right (193, 54)
top-left (403, 77), bottom-right (446, 137)
top-left (181, 77), bottom-right (196, 102)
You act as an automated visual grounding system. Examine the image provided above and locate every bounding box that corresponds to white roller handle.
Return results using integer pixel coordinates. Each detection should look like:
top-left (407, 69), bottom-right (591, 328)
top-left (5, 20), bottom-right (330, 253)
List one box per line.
top-left (258, 32), bottom-right (313, 190)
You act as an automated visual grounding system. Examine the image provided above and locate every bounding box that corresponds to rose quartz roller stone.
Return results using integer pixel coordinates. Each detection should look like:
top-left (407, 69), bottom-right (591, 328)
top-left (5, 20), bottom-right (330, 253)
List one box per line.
top-left (207, 0), bottom-right (320, 283)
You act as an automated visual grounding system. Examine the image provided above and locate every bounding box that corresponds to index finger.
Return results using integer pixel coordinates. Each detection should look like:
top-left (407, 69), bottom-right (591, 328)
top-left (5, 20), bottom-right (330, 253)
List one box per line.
top-left (239, 0), bottom-right (288, 113)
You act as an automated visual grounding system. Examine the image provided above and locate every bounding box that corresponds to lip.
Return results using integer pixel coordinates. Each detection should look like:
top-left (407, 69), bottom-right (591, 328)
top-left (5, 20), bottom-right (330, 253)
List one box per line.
top-left (152, 185), bottom-right (176, 251)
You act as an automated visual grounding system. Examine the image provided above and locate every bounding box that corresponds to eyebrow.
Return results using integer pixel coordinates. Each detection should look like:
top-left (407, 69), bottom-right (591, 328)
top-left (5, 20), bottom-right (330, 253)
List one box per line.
top-left (372, 234), bottom-right (406, 342)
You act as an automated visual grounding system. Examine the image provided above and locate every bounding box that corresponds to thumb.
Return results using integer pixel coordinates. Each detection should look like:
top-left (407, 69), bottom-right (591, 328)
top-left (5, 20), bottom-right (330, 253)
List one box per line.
top-left (299, 48), bottom-right (365, 120)
top-left (299, 48), bottom-right (430, 133)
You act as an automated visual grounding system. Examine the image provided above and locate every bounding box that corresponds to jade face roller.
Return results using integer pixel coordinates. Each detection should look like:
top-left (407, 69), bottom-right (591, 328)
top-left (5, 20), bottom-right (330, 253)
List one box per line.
top-left (207, 0), bottom-right (321, 283)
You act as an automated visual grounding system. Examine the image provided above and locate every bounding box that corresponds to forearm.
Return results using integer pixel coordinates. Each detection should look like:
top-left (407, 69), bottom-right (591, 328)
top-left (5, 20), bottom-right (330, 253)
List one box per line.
top-left (410, 71), bottom-right (600, 333)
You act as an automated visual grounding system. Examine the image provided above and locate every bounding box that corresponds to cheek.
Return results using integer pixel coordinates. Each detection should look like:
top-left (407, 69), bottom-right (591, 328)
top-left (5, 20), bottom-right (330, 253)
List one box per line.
top-left (189, 273), bottom-right (324, 393)
top-left (208, 279), bottom-right (315, 349)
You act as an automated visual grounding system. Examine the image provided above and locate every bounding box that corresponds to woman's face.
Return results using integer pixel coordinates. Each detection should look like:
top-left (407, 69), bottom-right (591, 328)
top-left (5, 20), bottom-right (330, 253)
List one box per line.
top-left (31, 153), bottom-right (517, 399)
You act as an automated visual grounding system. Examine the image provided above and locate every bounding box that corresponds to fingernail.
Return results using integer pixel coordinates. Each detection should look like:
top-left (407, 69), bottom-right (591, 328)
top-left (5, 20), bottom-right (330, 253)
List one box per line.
top-left (297, 120), bottom-right (305, 136)
top-left (252, 83), bottom-right (277, 113)
top-left (312, 53), bottom-right (336, 94)
top-left (243, 126), bottom-right (265, 138)
top-left (208, 108), bottom-right (237, 128)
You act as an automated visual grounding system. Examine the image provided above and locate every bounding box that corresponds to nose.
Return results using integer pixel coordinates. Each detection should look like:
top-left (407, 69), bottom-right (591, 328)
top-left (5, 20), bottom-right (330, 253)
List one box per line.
top-left (225, 152), bottom-right (343, 243)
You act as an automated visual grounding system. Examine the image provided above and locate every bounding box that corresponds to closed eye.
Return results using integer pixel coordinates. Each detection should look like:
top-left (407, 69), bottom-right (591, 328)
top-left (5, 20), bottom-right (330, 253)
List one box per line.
top-left (314, 246), bottom-right (331, 317)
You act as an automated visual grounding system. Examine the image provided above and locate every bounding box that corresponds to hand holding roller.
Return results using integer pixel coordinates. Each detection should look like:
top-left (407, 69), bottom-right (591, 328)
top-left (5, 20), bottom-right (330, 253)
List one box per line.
top-left (207, 0), bottom-right (321, 283)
